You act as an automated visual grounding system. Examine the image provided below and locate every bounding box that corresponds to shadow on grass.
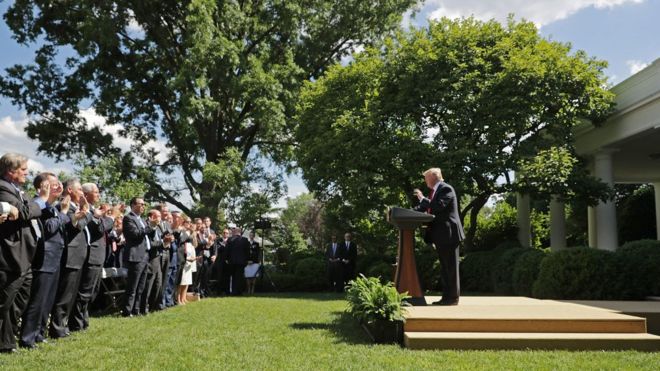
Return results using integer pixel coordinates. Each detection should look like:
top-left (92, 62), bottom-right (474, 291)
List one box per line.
top-left (289, 310), bottom-right (371, 345)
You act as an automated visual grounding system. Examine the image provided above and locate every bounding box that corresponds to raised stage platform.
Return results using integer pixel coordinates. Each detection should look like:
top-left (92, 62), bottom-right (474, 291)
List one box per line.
top-left (403, 297), bottom-right (660, 351)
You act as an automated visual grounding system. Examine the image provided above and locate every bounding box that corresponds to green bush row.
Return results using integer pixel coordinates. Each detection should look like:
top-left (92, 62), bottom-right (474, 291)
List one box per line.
top-left (459, 239), bottom-right (660, 300)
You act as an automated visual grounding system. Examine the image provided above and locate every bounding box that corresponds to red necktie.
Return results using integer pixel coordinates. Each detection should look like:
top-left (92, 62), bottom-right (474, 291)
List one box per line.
top-left (427, 189), bottom-right (434, 213)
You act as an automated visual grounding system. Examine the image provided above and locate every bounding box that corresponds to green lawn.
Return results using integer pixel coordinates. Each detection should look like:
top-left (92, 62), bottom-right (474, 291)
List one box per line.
top-left (1, 293), bottom-right (659, 370)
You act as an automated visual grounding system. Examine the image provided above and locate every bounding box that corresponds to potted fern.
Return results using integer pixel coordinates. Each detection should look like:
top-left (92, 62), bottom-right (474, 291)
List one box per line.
top-left (346, 274), bottom-right (410, 344)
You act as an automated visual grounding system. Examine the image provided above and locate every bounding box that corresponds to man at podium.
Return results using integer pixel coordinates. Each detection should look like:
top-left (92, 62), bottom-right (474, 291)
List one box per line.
top-left (413, 168), bottom-right (465, 306)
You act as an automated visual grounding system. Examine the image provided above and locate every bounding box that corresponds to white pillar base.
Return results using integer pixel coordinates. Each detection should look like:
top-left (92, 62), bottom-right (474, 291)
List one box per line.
top-left (594, 150), bottom-right (618, 251)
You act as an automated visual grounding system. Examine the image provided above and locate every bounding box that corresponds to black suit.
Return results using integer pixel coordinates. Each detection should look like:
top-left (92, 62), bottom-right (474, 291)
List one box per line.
top-left (20, 205), bottom-right (69, 346)
top-left (50, 202), bottom-right (93, 338)
top-left (227, 235), bottom-right (250, 295)
top-left (414, 181), bottom-right (465, 302)
top-left (69, 211), bottom-right (113, 331)
top-left (0, 179), bottom-right (44, 350)
top-left (121, 212), bottom-right (155, 316)
top-left (325, 242), bottom-right (343, 292)
top-left (339, 241), bottom-right (357, 286)
top-left (213, 239), bottom-right (230, 295)
top-left (142, 225), bottom-right (165, 313)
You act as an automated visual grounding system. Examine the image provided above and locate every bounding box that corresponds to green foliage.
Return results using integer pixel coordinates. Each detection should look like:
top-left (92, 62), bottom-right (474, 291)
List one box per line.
top-left (295, 16), bottom-right (615, 249)
top-left (512, 249), bottom-right (548, 296)
top-left (366, 262), bottom-right (395, 283)
top-left (491, 247), bottom-right (529, 294)
top-left (532, 247), bottom-right (618, 300)
top-left (517, 147), bottom-right (614, 206)
top-left (1, 0), bottom-right (417, 215)
top-left (415, 242), bottom-right (442, 291)
top-left (614, 240), bottom-right (660, 299)
top-left (460, 249), bottom-right (501, 292)
top-left (471, 202), bottom-right (519, 251)
top-left (74, 155), bottom-right (148, 203)
top-left (293, 257), bottom-right (328, 291)
top-left (346, 274), bottom-right (410, 324)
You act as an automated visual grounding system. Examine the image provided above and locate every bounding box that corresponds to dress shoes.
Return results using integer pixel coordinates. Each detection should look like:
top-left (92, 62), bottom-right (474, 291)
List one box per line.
top-left (432, 299), bottom-right (459, 306)
top-left (18, 342), bottom-right (37, 350)
top-left (0, 348), bottom-right (17, 354)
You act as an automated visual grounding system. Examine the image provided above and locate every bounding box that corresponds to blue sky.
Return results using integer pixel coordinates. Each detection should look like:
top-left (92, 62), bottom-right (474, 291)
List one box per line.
top-left (1, 0), bottom-right (658, 207)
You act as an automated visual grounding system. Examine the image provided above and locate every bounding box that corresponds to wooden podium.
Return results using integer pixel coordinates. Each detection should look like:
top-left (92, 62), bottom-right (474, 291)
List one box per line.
top-left (387, 207), bottom-right (434, 306)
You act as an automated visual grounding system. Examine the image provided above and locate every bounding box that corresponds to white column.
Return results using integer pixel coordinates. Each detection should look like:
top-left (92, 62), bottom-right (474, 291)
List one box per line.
top-left (550, 196), bottom-right (566, 251)
top-left (593, 150), bottom-right (618, 251)
top-left (517, 193), bottom-right (532, 248)
top-left (654, 183), bottom-right (660, 241)
top-left (588, 206), bottom-right (597, 248)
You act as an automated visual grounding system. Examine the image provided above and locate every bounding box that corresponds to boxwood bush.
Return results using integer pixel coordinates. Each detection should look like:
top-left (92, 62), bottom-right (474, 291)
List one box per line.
top-left (614, 239), bottom-right (660, 299)
top-left (512, 249), bottom-right (547, 296)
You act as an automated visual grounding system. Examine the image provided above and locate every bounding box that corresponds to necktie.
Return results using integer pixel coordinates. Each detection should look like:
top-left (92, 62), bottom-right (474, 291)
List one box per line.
top-left (332, 243), bottom-right (336, 256)
top-left (427, 188), bottom-right (435, 213)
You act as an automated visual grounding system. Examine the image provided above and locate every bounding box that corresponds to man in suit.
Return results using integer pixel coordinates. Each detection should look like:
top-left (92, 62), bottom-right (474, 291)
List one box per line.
top-left (340, 232), bottom-right (357, 287)
top-left (325, 234), bottom-right (343, 292)
top-left (142, 209), bottom-right (164, 314)
top-left (155, 204), bottom-right (174, 309)
top-left (121, 197), bottom-right (156, 316)
top-left (69, 183), bottom-right (114, 332)
top-left (19, 173), bottom-right (67, 348)
top-left (163, 211), bottom-right (182, 307)
top-left (50, 178), bottom-right (93, 338)
top-left (226, 226), bottom-right (250, 296)
top-left (214, 228), bottom-right (231, 295)
top-left (414, 167), bottom-right (465, 306)
top-left (0, 153), bottom-right (49, 353)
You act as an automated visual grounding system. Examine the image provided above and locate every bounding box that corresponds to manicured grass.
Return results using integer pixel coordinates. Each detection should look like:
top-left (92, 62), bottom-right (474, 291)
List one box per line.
top-left (1, 293), bottom-right (659, 370)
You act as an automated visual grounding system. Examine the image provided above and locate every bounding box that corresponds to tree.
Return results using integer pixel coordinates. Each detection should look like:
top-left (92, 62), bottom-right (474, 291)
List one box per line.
top-left (294, 17), bottom-right (615, 249)
top-left (0, 0), bottom-right (418, 215)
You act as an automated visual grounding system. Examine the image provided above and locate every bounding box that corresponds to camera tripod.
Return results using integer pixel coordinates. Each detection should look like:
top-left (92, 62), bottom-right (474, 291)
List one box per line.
top-left (254, 222), bottom-right (278, 292)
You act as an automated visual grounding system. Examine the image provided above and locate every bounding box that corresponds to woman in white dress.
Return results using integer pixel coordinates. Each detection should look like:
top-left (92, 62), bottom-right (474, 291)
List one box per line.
top-left (177, 218), bottom-right (197, 305)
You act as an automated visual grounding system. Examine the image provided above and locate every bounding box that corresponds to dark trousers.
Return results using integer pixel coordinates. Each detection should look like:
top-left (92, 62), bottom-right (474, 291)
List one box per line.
top-left (49, 267), bottom-right (82, 338)
top-left (435, 244), bottom-right (460, 301)
top-left (219, 262), bottom-right (230, 295)
top-left (163, 260), bottom-right (178, 307)
top-left (20, 268), bottom-right (60, 345)
top-left (0, 270), bottom-right (30, 350)
top-left (11, 270), bottom-right (32, 338)
top-left (158, 254), bottom-right (169, 309)
top-left (69, 263), bottom-right (102, 331)
top-left (196, 259), bottom-right (211, 296)
top-left (123, 259), bottom-right (148, 315)
top-left (141, 257), bottom-right (163, 314)
top-left (342, 263), bottom-right (355, 288)
top-left (328, 261), bottom-right (343, 292)
top-left (229, 264), bottom-right (246, 295)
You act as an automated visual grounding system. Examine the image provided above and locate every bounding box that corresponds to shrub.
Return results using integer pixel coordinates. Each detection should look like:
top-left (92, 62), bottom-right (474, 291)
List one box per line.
top-left (460, 249), bottom-right (501, 292)
top-left (471, 202), bottom-right (519, 251)
top-left (491, 247), bottom-right (529, 294)
top-left (532, 247), bottom-right (618, 300)
top-left (293, 257), bottom-right (328, 291)
top-left (512, 249), bottom-right (547, 296)
top-left (614, 239), bottom-right (660, 299)
top-left (366, 261), bottom-right (394, 283)
top-left (345, 275), bottom-right (410, 324)
top-left (415, 243), bottom-right (442, 292)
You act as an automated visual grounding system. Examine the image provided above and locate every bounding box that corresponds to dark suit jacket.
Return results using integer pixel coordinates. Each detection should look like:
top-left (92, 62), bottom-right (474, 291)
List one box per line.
top-left (123, 212), bottom-right (155, 263)
top-left (339, 241), bottom-right (357, 266)
top-left (31, 205), bottom-right (69, 273)
top-left (227, 235), bottom-right (250, 265)
top-left (63, 202), bottom-right (94, 269)
top-left (325, 243), bottom-right (342, 261)
top-left (0, 179), bottom-right (44, 273)
top-left (414, 181), bottom-right (466, 247)
top-left (247, 240), bottom-right (261, 263)
top-left (87, 213), bottom-right (113, 266)
top-left (147, 225), bottom-right (165, 260)
top-left (174, 229), bottom-right (191, 267)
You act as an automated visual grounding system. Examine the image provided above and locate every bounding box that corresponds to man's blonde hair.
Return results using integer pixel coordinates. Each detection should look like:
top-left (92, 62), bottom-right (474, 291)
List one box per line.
top-left (423, 168), bottom-right (444, 181)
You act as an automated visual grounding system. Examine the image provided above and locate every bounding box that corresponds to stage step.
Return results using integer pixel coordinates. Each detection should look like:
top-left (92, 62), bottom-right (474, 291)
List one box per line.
top-left (404, 332), bottom-right (660, 351)
top-left (404, 301), bottom-right (647, 333)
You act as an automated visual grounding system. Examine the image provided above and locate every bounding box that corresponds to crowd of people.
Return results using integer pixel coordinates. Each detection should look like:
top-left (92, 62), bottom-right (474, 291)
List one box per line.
top-left (0, 153), bottom-right (261, 353)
